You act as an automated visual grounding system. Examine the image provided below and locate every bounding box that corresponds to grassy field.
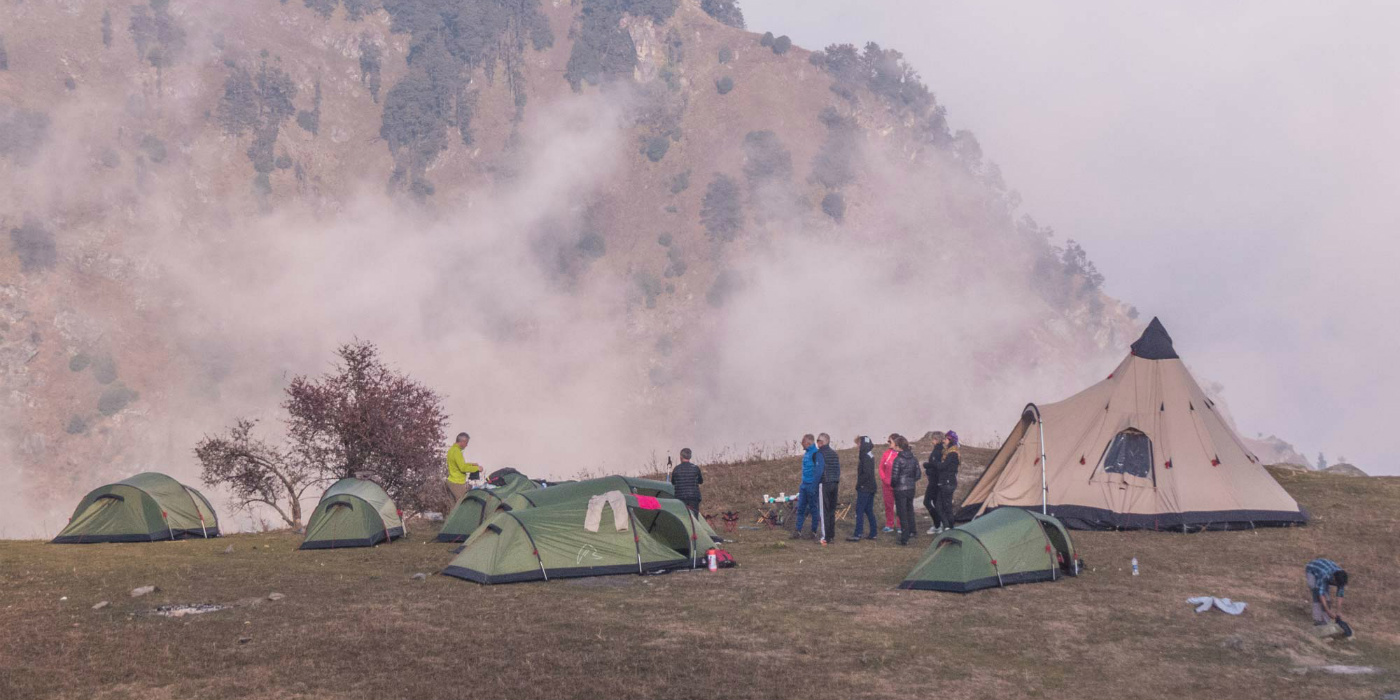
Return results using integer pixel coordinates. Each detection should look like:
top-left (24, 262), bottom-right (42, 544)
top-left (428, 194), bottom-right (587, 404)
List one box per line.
top-left (2, 441), bottom-right (1397, 700)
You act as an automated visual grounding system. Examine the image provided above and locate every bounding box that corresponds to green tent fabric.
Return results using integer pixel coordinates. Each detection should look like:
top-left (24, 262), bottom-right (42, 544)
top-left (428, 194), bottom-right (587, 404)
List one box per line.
top-left (443, 493), bottom-right (719, 584)
top-left (436, 477), bottom-right (541, 543)
top-left (300, 478), bottom-right (404, 550)
top-left (52, 472), bottom-right (220, 544)
top-left (485, 468), bottom-right (537, 492)
top-left (496, 476), bottom-right (723, 544)
top-left (899, 508), bottom-right (1078, 593)
top-left (501, 475), bottom-right (673, 511)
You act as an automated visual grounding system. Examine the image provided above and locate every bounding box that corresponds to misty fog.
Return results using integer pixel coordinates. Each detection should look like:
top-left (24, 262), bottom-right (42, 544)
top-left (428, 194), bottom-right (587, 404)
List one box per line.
top-left (744, 0), bottom-right (1400, 475)
top-left (6, 0), bottom-right (1384, 540)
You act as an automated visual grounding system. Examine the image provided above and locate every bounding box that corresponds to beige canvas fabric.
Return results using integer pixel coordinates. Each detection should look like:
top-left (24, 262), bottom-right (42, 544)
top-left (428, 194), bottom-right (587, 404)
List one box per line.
top-left (962, 320), bottom-right (1305, 530)
top-left (584, 491), bottom-right (630, 532)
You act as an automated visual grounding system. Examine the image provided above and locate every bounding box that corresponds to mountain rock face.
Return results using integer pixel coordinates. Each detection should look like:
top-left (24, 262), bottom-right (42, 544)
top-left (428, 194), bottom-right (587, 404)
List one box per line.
top-left (0, 0), bottom-right (1137, 533)
top-left (1243, 434), bottom-right (1311, 470)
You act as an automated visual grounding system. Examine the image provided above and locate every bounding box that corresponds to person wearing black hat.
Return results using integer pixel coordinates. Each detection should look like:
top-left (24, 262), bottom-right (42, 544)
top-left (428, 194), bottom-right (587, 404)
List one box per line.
top-left (923, 434), bottom-right (945, 534)
top-left (847, 436), bottom-right (878, 541)
top-left (934, 431), bottom-right (961, 532)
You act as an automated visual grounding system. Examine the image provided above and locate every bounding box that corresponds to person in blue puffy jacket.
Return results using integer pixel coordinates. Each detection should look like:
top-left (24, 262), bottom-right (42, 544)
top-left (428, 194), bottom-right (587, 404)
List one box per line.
top-left (792, 434), bottom-right (821, 539)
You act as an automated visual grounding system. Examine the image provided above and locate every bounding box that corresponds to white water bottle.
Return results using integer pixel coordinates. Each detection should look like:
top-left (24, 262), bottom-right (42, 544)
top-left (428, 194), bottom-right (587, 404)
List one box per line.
top-left (1131, 557), bottom-right (1139, 576)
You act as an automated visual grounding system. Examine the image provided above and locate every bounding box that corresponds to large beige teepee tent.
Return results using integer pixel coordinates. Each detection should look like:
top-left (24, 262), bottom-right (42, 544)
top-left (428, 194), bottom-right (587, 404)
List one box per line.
top-left (959, 318), bottom-right (1307, 531)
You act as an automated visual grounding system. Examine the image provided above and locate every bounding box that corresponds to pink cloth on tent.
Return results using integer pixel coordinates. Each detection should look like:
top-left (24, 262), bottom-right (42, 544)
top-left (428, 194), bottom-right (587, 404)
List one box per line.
top-left (634, 495), bottom-right (661, 510)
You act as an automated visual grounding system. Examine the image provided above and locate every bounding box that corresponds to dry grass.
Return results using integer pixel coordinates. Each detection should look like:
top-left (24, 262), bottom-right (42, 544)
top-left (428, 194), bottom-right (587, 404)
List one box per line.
top-left (2, 445), bottom-right (1397, 700)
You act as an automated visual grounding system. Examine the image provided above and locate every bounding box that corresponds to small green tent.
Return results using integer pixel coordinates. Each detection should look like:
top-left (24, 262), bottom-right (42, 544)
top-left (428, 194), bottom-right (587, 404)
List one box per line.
top-left (443, 493), bottom-right (718, 584)
top-left (300, 478), bottom-right (404, 550)
top-left (899, 508), bottom-right (1078, 593)
top-left (501, 475), bottom-right (673, 511)
top-left (436, 476), bottom-right (541, 543)
top-left (52, 472), bottom-right (220, 544)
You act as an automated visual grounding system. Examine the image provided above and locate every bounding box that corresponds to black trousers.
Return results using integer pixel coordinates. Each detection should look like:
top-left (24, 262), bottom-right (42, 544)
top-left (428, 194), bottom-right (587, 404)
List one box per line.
top-left (820, 482), bottom-right (839, 542)
top-left (935, 479), bottom-right (957, 529)
top-left (680, 498), bottom-right (701, 515)
top-left (923, 480), bottom-right (940, 522)
top-left (894, 489), bottom-right (917, 543)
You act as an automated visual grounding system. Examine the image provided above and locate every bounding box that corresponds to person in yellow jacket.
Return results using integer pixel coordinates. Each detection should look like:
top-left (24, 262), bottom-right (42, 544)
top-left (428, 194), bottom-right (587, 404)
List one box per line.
top-left (445, 432), bottom-right (480, 503)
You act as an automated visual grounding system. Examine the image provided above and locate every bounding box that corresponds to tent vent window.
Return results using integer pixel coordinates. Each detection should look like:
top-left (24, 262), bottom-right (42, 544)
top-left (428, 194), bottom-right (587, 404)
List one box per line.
top-left (1103, 429), bottom-right (1154, 479)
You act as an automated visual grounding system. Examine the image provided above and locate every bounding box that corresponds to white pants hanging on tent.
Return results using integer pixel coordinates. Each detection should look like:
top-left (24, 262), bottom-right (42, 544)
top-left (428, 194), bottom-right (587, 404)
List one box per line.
top-left (585, 491), bottom-right (629, 532)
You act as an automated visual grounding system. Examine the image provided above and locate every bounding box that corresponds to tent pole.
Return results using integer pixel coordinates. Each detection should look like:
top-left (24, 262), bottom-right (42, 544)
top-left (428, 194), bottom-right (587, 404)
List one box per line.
top-left (1031, 404), bottom-right (1048, 515)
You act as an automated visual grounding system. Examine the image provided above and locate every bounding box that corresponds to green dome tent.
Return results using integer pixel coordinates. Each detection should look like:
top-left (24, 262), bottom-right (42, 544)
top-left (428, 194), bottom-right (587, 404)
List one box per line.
top-left (443, 493), bottom-right (719, 584)
top-left (899, 508), bottom-right (1078, 593)
top-left (300, 478), bottom-right (404, 550)
top-left (501, 475), bottom-right (673, 511)
top-left (436, 476), bottom-right (541, 543)
top-left (52, 472), bottom-right (219, 544)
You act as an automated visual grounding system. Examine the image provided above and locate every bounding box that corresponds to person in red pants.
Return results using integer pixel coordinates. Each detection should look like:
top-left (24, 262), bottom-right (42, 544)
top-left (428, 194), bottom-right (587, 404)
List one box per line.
top-left (879, 433), bottom-right (899, 533)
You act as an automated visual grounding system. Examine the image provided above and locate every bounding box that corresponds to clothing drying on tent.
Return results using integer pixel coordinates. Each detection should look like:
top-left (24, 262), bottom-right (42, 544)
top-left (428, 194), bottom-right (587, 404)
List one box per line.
top-left (442, 492), bottom-right (720, 584)
top-left (52, 472), bottom-right (220, 544)
top-left (436, 475), bottom-right (540, 543)
top-left (300, 478), bottom-right (404, 549)
top-left (500, 475), bottom-right (674, 511)
top-left (498, 475), bottom-right (723, 544)
top-left (959, 318), bottom-right (1308, 531)
top-left (900, 507), bottom-right (1078, 593)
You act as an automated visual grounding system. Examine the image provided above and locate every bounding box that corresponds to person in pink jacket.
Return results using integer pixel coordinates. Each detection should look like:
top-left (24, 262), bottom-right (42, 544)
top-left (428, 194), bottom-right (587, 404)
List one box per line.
top-left (879, 434), bottom-right (899, 533)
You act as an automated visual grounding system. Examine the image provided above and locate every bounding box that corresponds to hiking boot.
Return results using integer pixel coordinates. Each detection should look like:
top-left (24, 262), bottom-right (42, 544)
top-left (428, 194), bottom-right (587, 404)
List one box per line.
top-left (897, 538), bottom-right (908, 546)
top-left (789, 531), bottom-right (803, 540)
top-left (866, 535), bottom-right (877, 541)
top-left (845, 536), bottom-right (862, 542)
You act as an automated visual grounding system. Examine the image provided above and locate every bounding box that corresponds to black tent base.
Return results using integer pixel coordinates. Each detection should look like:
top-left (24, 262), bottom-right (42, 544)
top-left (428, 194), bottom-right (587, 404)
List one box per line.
top-left (299, 526), bottom-right (405, 550)
top-left (51, 528), bottom-right (222, 544)
top-left (443, 558), bottom-right (694, 585)
top-left (957, 504), bottom-right (1308, 532)
top-left (899, 568), bottom-right (1067, 594)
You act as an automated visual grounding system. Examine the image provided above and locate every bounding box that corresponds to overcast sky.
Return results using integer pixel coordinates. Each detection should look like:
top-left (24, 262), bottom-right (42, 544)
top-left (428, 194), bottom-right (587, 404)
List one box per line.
top-left (744, 0), bottom-right (1400, 474)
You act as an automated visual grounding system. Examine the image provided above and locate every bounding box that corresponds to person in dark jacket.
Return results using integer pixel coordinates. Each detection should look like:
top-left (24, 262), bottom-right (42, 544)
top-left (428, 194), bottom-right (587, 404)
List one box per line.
top-left (889, 435), bottom-right (921, 546)
top-left (846, 436), bottom-right (879, 541)
top-left (922, 436), bottom-right (945, 534)
top-left (935, 431), bottom-right (961, 531)
top-left (792, 434), bottom-right (821, 539)
top-left (670, 448), bottom-right (704, 514)
top-left (816, 433), bottom-right (841, 545)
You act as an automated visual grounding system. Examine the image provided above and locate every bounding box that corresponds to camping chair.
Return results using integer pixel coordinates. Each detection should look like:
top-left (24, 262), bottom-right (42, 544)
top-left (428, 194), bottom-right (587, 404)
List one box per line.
top-left (721, 511), bottom-right (740, 534)
top-left (835, 501), bottom-right (852, 522)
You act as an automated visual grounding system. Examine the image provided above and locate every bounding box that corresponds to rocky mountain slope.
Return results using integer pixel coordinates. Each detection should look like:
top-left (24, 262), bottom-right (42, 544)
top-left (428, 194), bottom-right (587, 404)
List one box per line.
top-left (0, 0), bottom-right (1138, 533)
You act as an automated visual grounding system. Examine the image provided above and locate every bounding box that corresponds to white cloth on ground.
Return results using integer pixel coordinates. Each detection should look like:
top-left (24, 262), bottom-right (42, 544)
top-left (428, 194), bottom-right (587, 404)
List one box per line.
top-left (1187, 596), bottom-right (1247, 615)
top-left (584, 491), bottom-right (630, 532)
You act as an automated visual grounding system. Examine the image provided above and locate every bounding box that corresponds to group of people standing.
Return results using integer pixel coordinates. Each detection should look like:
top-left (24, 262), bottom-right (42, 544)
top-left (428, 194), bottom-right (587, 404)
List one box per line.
top-left (882, 431), bottom-right (960, 546)
top-left (791, 431), bottom-right (961, 546)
